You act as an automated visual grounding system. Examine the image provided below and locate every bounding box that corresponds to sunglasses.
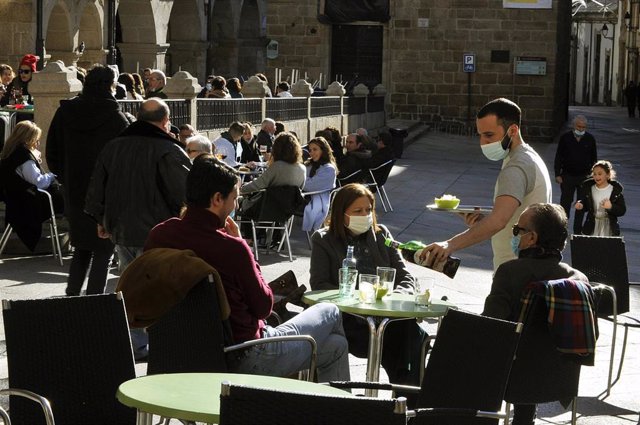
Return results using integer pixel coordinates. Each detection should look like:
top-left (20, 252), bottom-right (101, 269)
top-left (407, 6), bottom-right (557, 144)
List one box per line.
top-left (19, 69), bottom-right (32, 75)
top-left (511, 224), bottom-right (531, 237)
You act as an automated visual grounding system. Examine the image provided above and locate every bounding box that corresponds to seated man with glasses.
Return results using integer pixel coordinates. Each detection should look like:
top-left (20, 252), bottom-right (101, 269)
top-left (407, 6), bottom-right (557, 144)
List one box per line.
top-left (482, 202), bottom-right (587, 425)
top-left (185, 135), bottom-right (212, 160)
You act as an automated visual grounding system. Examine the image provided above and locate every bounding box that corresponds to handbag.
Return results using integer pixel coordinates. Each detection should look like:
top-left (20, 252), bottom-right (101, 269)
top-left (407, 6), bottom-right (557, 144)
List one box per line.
top-left (267, 270), bottom-right (306, 325)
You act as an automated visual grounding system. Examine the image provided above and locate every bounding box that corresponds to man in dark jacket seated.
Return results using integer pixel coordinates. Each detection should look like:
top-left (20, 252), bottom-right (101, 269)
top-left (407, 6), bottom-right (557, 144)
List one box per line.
top-left (366, 132), bottom-right (395, 169)
top-left (482, 203), bottom-right (588, 425)
top-left (337, 133), bottom-right (372, 180)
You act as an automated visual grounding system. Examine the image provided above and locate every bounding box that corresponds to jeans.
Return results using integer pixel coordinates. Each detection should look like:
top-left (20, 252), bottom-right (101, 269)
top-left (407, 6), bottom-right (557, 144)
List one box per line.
top-left (233, 303), bottom-right (350, 382)
top-left (116, 244), bottom-right (148, 360)
top-left (66, 245), bottom-right (114, 296)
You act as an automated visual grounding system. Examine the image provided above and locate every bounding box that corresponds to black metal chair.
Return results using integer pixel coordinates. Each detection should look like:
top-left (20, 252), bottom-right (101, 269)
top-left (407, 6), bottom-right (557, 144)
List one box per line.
top-left (504, 280), bottom-right (597, 425)
top-left (367, 159), bottom-right (396, 212)
top-left (147, 273), bottom-right (317, 380)
top-left (237, 185), bottom-right (304, 261)
top-left (2, 293), bottom-right (137, 425)
top-left (0, 188), bottom-right (64, 265)
top-left (0, 389), bottom-right (55, 425)
top-left (570, 235), bottom-right (638, 395)
top-left (219, 381), bottom-right (407, 425)
top-left (331, 309), bottom-right (523, 425)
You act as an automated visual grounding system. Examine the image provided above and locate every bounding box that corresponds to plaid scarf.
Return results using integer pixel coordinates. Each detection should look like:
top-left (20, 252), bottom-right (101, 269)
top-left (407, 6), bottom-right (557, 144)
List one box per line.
top-left (519, 279), bottom-right (597, 358)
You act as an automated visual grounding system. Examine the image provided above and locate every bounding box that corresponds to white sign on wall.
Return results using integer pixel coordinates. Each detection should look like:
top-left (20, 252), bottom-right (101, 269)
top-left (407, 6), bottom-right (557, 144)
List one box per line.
top-left (503, 0), bottom-right (552, 9)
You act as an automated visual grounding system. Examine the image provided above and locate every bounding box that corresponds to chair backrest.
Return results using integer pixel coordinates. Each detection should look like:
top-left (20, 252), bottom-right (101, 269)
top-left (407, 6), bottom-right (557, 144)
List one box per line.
top-left (258, 185), bottom-right (304, 222)
top-left (570, 235), bottom-right (629, 315)
top-left (2, 293), bottom-right (136, 425)
top-left (219, 382), bottom-right (407, 425)
top-left (504, 292), bottom-right (582, 405)
top-left (147, 275), bottom-right (232, 374)
top-left (337, 169), bottom-right (366, 186)
top-left (417, 309), bottom-right (522, 425)
top-left (369, 159), bottom-right (395, 186)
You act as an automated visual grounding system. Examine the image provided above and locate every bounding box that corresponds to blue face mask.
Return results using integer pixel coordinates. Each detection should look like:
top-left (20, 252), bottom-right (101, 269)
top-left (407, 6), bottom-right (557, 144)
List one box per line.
top-left (574, 130), bottom-right (585, 137)
top-left (511, 235), bottom-right (522, 256)
top-left (481, 128), bottom-right (512, 161)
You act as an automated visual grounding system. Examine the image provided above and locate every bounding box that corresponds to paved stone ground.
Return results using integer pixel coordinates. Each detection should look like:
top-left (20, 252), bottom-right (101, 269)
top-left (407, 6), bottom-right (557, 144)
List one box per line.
top-left (0, 105), bottom-right (638, 424)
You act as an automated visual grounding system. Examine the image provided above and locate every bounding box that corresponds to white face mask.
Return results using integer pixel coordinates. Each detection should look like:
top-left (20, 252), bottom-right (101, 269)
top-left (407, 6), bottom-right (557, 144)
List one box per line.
top-left (481, 130), bottom-right (511, 161)
top-left (345, 213), bottom-right (373, 235)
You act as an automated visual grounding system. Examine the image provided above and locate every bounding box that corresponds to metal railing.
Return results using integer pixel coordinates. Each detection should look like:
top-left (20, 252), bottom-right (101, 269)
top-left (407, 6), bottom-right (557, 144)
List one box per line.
top-left (118, 96), bottom-right (385, 133)
top-left (310, 97), bottom-right (342, 118)
top-left (196, 98), bottom-right (262, 131)
top-left (265, 98), bottom-right (308, 121)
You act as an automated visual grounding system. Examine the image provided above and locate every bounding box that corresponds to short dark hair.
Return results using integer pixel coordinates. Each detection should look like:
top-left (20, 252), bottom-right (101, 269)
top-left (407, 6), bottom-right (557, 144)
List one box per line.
top-left (527, 203), bottom-right (568, 252)
top-left (212, 76), bottom-right (226, 90)
top-left (277, 81), bottom-right (290, 92)
top-left (275, 121), bottom-right (286, 135)
top-left (476, 98), bottom-right (522, 132)
top-left (271, 132), bottom-right (302, 164)
top-left (138, 99), bottom-right (169, 123)
top-left (186, 155), bottom-right (239, 208)
top-left (228, 121), bottom-right (245, 138)
top-left (83, 64), bottom-right (115, 95)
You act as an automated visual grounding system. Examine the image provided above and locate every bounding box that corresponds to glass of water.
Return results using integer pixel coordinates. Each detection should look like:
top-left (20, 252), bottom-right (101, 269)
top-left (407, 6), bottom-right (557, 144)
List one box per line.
top-left (358, 274), bottom-right (379, 304)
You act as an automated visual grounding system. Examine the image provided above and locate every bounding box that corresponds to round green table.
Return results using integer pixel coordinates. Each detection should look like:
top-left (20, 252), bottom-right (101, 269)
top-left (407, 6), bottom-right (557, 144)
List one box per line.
top-left (302, 289), bottom-right (455, 395)
top-left (117, 372), bottom-right (351, 424)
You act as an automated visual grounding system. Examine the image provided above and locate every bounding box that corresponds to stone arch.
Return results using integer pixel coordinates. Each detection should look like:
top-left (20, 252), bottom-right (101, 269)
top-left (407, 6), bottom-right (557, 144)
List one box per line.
top-left (209, 0), bottom-right (240, 77)
top-left (238, 0), bottom-right (264, 78)
top-left (77, 0), bottom-right (105, 68)
top-left (45, 1), bottom-right (74, 65)
top-left (116, 0), bottom-right (167, 72)
top-left (166, 0), bottom-right (207, 79)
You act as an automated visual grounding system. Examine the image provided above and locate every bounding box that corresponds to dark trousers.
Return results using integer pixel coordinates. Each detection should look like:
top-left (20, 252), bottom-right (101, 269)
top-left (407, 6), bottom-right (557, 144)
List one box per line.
top-left (513, 404), bottom-right (537, 425)
top-left (66, 245), bottom-right (114, 296)
top-left (559, 173), bottom-right (587, 232)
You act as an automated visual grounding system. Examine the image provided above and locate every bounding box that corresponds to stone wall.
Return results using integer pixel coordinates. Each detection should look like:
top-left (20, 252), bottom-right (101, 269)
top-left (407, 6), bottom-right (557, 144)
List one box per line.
top-left (265, 0), bottom-right (331, 88)
top-left (266, 0), bottom-right (570, 142)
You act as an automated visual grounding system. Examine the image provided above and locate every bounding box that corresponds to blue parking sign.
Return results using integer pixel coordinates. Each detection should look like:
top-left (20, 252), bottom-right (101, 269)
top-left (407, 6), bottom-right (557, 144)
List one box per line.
top-left (463, 53), bottom-right (475, 73)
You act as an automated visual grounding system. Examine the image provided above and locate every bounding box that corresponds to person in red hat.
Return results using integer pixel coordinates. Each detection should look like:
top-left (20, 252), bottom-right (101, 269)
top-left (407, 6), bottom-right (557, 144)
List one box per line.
top-left (0, 54), bottom-right (38, 107)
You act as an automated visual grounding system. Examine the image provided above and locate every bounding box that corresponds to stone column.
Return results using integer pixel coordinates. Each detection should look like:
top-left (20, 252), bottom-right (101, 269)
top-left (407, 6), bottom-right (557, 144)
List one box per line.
top-left (77, 49), bottom-right (108, 70)
top-left (29, 61), bottom-right (83, 171)
top-left (117, 42), bottom-right (170, 73)
top-left (164, 71), bottom-right (201, 128)
top-left (241, 76), bottom-right (268, 122)
top-left (47, 51), bottom-right (82, 68)
top-left (167, 41), bottom-right (208, 81)
top-left (326, 82), bottom-right (346, 135)
top-left (372, 84), bottom-right (387, 97)
top-left (291, 80), bottom-right (314, 141)
top-left (353, 83), bottom-right (370, 97)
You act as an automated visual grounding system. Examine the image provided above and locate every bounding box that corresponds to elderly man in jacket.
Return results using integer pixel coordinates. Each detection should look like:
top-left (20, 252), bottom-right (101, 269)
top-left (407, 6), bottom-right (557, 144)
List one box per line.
top-left (85, 98), bottom-right (190, 359)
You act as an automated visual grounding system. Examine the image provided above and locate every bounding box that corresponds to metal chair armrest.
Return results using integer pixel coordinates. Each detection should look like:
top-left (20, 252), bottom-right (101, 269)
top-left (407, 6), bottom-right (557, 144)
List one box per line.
top-left (408, 407), bottom-right (507, 420)
top-left (328, 380), bottom-right (421, 394)
top-left (225, 335), bottom-right (317, 381)
top-left (0, 388), bottom-right (56, 425)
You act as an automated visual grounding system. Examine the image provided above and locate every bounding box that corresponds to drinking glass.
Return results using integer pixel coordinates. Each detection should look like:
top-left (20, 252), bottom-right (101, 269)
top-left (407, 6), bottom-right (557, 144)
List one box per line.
top-left (415, 276), bottom-right (435, 307)
top-left (338, 267), bottom-right (358, 300)
top-left (358, 274), bottom-right (379, 304)
top-left (375, 267), bottom-right (396, 299)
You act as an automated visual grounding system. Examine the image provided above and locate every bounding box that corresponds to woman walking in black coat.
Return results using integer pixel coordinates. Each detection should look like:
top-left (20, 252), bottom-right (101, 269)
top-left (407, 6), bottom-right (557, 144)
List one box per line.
top-left (46, 65), bottom-right (131, 296)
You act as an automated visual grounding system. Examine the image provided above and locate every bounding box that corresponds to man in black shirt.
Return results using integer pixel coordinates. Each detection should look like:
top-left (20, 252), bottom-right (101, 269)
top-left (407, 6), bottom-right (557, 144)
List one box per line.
top-left (554, 115), bottom-right (597, 232)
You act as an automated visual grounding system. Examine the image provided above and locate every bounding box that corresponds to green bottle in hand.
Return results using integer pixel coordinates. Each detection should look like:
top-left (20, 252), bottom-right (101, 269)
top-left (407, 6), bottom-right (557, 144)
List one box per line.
top-left (384, 237), bottom-right (460, 279)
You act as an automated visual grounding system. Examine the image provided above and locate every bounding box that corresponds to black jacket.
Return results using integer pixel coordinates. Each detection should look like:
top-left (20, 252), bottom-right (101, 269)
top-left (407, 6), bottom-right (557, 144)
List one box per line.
top-left (576, 178), bottom-right (626, 236)
top-left (46, 92), bottom-right (130, 250)
top-left (240, 135), bottom-right (261, 163)
top-left (256, 130), bottom-right (274, 152)
top-left (0, 146), bottom-right (52, 250)
top-left (84, 120), bottom-right (191, 247)
top-left (0, 78), bottom-right (32, 106)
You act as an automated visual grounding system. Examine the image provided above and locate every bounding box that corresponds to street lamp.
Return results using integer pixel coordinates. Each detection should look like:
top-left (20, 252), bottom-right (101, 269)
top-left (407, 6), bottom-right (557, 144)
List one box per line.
top-left (602, 24), bottom-right (614, 39)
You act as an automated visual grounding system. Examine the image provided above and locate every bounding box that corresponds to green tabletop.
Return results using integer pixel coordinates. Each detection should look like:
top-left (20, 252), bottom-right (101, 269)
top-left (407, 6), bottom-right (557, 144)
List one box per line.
top-left (117, 373), bottom-right (351, 423)
top-left (302, 289), bottom-right (454, 318)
